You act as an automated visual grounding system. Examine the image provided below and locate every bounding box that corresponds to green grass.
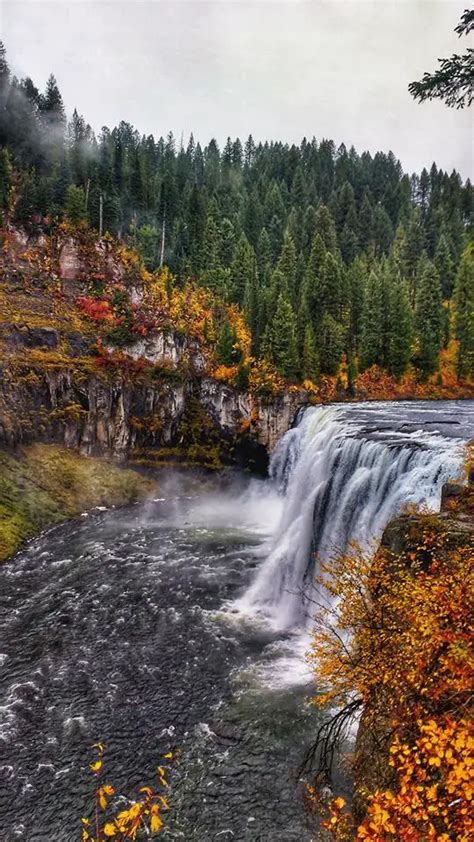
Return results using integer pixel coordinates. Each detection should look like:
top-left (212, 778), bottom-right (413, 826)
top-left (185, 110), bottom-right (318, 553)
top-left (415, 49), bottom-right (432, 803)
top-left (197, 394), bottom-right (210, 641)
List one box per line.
top-left (0, 444), bottom-right (156, 561)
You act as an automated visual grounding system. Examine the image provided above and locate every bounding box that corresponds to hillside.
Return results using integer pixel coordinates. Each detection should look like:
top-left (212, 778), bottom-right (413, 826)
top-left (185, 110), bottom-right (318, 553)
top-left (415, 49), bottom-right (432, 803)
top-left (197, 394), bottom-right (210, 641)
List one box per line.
top-left (0, 38), bottom-right (473, 394)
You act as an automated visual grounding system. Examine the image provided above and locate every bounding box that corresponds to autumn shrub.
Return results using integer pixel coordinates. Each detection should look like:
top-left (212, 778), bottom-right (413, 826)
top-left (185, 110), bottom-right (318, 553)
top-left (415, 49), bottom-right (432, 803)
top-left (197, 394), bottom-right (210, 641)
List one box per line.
top-left (306, 519), bottom-right (474, 841)
top-left (77, 296), bottom-right (118, 324)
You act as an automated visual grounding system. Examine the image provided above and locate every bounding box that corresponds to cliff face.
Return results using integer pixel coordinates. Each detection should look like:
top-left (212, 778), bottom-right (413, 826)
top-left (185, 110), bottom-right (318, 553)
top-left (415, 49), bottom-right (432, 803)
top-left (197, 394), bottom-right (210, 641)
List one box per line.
top-left (0, 225), bottom-right (305, 470)
top-left (0, 351), bottom-right (303, 468)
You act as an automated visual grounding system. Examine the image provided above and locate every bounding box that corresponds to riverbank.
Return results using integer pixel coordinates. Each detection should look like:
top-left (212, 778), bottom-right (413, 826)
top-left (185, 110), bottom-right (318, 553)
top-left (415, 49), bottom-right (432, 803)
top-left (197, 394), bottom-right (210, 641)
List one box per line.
top-left (0, 444), bottom-right (156, 561)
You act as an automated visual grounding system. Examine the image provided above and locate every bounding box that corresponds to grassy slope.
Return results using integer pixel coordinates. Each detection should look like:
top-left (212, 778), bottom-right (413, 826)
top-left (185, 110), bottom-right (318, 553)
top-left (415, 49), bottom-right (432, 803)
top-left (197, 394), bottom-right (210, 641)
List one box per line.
top-left (0, 444), bottom-right (156, 561)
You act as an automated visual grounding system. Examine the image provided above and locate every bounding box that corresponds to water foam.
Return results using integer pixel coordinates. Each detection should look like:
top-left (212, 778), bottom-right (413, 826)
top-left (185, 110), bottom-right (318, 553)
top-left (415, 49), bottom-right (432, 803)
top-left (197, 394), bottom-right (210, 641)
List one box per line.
top-left (235, 403), bottom-right (468, 631)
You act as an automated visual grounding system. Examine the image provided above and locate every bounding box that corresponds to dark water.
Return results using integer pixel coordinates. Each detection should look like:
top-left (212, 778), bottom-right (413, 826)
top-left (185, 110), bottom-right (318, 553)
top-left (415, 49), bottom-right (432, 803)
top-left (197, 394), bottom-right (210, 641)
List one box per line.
top-left (0, 472), bottom-right (319, 841)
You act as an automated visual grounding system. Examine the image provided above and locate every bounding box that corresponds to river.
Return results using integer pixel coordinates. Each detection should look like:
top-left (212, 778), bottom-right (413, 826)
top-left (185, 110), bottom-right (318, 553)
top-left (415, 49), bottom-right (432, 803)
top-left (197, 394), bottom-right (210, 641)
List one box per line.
top-left (0, 400), bottom-right (473, 841)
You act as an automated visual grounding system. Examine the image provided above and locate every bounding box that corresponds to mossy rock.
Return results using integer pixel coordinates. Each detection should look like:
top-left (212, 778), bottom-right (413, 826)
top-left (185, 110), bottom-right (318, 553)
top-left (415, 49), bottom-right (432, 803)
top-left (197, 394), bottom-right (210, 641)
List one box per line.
top-left (0, 444), bottom-right (156, 561)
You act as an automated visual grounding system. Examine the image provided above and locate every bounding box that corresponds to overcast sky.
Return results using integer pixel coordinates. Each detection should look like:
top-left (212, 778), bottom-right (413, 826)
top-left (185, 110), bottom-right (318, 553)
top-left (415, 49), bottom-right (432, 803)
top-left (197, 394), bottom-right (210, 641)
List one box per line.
top-left (2, 0), bottom-right (472, 178)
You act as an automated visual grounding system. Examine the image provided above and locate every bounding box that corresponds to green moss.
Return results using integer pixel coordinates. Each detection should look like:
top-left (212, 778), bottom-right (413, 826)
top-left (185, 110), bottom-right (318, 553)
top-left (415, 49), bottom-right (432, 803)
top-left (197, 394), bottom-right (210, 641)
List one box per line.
top-left (0, 444), bottom-right (156, 561)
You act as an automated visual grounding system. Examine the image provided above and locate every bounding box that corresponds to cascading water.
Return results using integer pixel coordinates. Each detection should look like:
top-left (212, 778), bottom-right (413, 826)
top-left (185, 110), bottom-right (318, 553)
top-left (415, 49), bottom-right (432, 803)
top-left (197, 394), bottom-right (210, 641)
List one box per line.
top-left (236, 401), bottom-right (471, 630)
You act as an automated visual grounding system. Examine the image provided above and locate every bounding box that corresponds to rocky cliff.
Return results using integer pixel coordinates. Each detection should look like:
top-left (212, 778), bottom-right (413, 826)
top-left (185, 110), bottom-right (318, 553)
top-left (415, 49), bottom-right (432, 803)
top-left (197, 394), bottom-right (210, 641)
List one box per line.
top-left (0, 224), bottom-right (305, 471)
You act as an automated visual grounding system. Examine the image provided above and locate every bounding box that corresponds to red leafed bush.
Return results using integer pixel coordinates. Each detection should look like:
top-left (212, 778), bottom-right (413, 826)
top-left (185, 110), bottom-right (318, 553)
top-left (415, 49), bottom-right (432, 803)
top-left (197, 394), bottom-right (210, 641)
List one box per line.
top-left (77, 296), bottom-right (117, 323)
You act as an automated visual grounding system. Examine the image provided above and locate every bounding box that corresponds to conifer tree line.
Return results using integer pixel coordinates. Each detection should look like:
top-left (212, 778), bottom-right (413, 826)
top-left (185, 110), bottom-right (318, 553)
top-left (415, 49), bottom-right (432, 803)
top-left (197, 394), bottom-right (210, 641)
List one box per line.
top-left (0, 41), bottom-right (472, 381)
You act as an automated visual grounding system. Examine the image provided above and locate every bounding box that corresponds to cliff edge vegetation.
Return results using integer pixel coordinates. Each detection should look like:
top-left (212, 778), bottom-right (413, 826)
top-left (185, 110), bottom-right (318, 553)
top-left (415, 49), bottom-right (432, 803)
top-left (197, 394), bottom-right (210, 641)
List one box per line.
top-left (305, 445), bottom-right (473, 841)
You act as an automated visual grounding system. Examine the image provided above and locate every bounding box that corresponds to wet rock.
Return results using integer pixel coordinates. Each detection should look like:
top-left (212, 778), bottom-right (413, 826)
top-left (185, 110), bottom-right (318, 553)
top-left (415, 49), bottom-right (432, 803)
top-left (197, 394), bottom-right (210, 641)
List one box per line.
top-left (441, 481), bottom-right (466, 509)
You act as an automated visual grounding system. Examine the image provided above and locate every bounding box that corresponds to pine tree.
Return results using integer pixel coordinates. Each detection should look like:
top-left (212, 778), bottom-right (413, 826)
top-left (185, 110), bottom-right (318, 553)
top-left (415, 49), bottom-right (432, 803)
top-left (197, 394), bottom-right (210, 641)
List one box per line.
top-left (435, 233), bottom-right (455, 298)
top-left (243, 265), bottom-right (258, 336)
top-left (219, 218), bottom-right (236, 267)
top-left (360, 269), bottom-right (384, 370)
top-left (358, 193), bottom-right (374, 252)
top-left (334, 180), bottom-right (357, 235)
top-left (201, 215), bottom-right (221, 271)
top-left (454, 245), bottom-right (474, 379)
top-left (323, 251), bottom-right (347, 322)
top-left (314, 204), bottom-right (338, 253)
top-left (372, 206), bottom-right (393, 256)
top-left (256, 227), bottom-right (272, 280)
top-left (187, 184), bottom-right (207, 273)
top-left (347, 257), bottom-right (365, 355)
top-left (0, 41), bottom-right (10, 139)
top-left (277, 231), bottom-right (297, 300)
top-left (216, 321), bottom-right (239, 365)
top-left (387, 280), bottom-right (414, 377)
top-left (302, 205), bottom-right (317, 256)
top-left (137, 224), bottom-right (160, 269)
top-left (304, 232), bottom-right (326, 324)
top-left (0, 146), bottom-right (12, 212)
top-left (302, 323), bottom-right (320, 381)
top-left (39, 74), bottom-right (66, 161)
top-left (229, 233), bottom-right (255, 306)
top-left (65, 184), bottom-right (86, 225)
top-left (14, 171), bottom-right (38, 224)
top-left (319, 313), bottom-right (344, 375)
top-left (415, 259), bottom-right (443, 377)
top-left (263, 293), bottom-right (298, 379)
top-left (291, 165), bottom-right (306, 208)
top-left (340, 212), bottom-right (358, 264)
top-left (402, 209), bottom-right (426, 303)
top-left (242, 188), bottom-right (263, 247)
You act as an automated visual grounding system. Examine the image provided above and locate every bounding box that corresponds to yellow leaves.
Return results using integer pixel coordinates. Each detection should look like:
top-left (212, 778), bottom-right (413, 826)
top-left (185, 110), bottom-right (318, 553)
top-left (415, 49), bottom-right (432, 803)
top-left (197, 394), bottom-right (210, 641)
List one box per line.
top-left (150, 813), bottom-right (163, 832)
top-left (83, 744), bottom-right (170, 839)
top-left (163, 752), bottom-right (173, 759)
top-left (89, 760), bottom-right (102, 773)
top-left (99, 784), bottom-right (115, 809)
top-left (139, 786), bottom-right (153, 797)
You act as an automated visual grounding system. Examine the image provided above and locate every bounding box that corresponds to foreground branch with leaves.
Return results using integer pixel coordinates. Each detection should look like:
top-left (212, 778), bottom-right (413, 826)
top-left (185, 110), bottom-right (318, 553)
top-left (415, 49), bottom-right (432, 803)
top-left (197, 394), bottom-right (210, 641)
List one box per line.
top-left (81, 744), bottom-right (173, 841)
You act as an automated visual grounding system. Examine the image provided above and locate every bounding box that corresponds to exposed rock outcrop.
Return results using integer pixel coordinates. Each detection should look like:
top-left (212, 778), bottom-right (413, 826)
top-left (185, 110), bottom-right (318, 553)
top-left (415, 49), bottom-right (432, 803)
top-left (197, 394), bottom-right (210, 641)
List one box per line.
top-left (114, 331), bottom-right (207, 373)
top-left (0, 225), bottom-right (307, 470)
top-left (0, 362), bottom-right (304, 468)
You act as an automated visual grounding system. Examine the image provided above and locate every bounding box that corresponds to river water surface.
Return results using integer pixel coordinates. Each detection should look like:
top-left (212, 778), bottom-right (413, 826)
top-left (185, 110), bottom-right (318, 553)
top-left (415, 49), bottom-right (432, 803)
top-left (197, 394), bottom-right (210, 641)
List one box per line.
top-left (0, 400), bottom-right (473, 841)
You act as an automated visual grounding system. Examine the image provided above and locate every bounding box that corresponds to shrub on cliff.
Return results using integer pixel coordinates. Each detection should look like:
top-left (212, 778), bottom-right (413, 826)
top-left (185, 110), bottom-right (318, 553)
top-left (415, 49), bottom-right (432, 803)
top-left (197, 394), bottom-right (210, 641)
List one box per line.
top-left (305, 514), bottom-right (473, 840)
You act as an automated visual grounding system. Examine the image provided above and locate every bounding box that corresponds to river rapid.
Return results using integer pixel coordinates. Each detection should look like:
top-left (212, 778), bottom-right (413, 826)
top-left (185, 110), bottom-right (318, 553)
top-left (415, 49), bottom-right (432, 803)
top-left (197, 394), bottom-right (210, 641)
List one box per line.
top-left (0, 400), bottom-right (473, 841)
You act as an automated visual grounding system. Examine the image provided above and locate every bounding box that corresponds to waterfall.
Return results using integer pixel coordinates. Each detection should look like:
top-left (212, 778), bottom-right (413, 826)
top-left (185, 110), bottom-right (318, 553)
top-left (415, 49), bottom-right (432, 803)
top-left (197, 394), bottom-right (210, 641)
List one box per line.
top-left (236, 402), bottom-right (469, 630)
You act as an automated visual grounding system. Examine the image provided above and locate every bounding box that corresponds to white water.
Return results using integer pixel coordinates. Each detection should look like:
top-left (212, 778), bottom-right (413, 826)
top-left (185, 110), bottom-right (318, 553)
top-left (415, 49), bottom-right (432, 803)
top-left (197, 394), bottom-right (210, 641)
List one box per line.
top-left (235, 402), bottom-right (471, 631)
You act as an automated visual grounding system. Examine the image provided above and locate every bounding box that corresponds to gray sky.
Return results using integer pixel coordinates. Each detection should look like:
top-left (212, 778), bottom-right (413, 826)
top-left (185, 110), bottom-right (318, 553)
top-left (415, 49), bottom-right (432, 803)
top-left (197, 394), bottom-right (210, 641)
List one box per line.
top-left (2, 0), bottom-right (473, 178)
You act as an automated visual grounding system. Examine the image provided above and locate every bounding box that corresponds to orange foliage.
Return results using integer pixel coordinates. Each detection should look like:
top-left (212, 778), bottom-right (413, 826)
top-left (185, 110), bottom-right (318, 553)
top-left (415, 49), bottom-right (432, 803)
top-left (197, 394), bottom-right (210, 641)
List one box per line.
top-left (248, 358), bottom-right (285, 397)
top-left (308, 518), bottom-right (474, 840)
top-left (355, 363), bottom-right (473, 401)
top-left (213, 364), bottom-right (238, 384)
top-left (77, 297), bottom-right (118, 324)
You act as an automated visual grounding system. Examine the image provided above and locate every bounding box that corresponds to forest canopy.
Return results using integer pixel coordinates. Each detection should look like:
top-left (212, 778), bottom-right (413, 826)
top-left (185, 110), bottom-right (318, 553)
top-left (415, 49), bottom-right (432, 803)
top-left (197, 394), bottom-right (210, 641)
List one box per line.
top-left (0, 40), bottom-right (472, 384)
